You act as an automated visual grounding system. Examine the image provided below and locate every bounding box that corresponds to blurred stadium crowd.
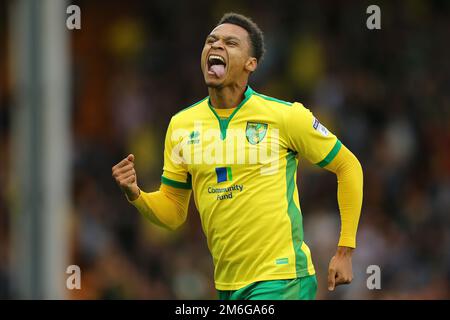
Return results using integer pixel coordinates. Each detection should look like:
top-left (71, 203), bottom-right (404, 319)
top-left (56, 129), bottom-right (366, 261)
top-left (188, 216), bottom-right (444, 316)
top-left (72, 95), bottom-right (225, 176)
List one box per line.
top-left (1, 0), bottom-right (449, 299)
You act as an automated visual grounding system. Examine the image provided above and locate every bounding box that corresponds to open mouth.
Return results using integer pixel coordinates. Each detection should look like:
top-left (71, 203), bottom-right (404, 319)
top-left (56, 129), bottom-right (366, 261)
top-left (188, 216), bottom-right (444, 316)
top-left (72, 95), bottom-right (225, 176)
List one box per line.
top-left (207, 54), bottom-right (227, 78)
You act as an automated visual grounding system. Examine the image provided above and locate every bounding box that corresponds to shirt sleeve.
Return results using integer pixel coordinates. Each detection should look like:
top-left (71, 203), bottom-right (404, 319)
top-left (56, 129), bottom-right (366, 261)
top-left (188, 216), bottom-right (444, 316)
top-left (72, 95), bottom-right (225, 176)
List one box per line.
top-left (285, 102), bottom-right (342, 167)
top-left (323, 144), bottom-right (363, 248)
top-left (128, 184), bottom-right (192, 230)
top-left (161, 117), bottom-right (192, 189)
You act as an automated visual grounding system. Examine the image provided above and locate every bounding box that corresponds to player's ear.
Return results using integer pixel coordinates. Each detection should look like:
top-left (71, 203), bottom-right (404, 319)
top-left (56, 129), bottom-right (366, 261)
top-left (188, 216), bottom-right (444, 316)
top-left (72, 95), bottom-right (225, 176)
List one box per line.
top-left (245, 57), bottom-right (257, 72)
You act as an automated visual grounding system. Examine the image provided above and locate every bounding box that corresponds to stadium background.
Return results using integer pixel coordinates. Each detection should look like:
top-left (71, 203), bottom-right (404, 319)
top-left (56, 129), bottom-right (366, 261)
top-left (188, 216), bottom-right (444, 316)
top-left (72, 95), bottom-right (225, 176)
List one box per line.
top-left (0, 0), bottom-right (449, 299)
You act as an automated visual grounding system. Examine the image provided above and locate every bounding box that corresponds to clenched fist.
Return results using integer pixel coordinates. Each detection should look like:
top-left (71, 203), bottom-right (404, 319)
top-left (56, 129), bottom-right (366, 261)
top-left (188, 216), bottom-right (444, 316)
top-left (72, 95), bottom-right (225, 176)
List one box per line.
top-left (112, 154), bottom-right (140, 201)
top-left (327, 246), bottom-right (354, 291)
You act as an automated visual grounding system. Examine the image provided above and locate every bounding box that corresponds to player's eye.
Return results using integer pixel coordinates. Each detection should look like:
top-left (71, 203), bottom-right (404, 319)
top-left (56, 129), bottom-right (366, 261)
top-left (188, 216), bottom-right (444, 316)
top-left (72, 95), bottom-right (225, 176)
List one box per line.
top-left (206, 37), bottom-right (215, 44)
top-left (227, 41), bottom-right (237, 46)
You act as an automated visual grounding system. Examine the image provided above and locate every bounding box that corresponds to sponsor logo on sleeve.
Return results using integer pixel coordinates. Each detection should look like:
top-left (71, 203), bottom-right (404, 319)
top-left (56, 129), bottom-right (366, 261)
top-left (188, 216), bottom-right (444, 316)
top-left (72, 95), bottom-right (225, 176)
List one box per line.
top-left (312, 117), bottom-right (329, 137)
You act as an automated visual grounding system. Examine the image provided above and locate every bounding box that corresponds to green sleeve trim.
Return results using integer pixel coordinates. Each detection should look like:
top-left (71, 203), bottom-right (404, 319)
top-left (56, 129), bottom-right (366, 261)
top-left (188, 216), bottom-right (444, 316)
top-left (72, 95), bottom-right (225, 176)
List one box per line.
top-left (316, 139), bottom-right (342, 168)
top-left (161, 175), bottom-right (192, 189)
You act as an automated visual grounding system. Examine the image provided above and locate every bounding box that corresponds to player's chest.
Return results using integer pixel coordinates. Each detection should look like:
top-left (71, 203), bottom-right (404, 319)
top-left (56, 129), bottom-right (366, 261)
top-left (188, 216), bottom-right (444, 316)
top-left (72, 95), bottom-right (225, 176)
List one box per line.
top-left (179, 116), bottom-right (285, 169)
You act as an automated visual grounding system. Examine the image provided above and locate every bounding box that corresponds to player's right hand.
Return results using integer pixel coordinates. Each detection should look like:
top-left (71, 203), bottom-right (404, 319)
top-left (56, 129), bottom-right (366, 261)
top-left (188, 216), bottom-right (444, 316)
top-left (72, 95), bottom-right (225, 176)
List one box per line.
top-left (112, 154), bottom-right (140, 201)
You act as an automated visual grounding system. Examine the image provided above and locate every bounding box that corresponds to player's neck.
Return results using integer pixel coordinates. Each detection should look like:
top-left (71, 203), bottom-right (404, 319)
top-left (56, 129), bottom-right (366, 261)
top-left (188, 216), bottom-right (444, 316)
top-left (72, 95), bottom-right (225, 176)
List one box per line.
top-left (208, 84), bottom-right (247, 109)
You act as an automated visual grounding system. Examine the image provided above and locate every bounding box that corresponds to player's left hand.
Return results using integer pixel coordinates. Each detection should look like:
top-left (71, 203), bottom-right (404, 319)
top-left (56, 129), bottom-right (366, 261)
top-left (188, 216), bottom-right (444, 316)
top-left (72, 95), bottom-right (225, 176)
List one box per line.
top-left (327, 246), bottom-right (354, 291)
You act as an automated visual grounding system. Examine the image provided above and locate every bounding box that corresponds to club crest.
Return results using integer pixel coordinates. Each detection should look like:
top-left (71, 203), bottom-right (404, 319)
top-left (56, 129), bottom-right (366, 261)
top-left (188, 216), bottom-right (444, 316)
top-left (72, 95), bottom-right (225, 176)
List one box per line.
top-left (246, 122), bottom-right (268, 145)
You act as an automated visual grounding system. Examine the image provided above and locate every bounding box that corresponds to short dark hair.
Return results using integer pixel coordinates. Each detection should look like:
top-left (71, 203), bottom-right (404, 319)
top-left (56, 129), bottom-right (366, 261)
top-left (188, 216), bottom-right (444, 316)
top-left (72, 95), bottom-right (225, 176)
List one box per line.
top-left (217, 13), bottom-right (265, 62)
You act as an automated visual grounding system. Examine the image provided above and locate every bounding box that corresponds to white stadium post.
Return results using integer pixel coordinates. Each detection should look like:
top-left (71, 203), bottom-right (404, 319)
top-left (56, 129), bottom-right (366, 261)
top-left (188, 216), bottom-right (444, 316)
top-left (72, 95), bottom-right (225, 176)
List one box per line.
top-left (9, 0), bottom-right (71, 299)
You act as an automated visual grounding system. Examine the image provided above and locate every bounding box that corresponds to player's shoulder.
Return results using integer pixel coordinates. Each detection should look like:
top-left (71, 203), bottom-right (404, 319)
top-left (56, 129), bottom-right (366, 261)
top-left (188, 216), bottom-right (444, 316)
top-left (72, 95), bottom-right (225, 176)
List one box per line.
top-left (251, 90), bottom-right (307, 114)
top-left (170, 96), bottom-right (209, 124)
top-left (252, 91), bottom-right (293, 107)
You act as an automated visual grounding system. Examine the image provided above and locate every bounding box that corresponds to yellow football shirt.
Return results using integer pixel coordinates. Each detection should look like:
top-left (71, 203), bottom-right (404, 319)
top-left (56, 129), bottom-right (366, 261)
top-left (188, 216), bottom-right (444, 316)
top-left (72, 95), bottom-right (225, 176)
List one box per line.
top-left (162, 86), bottom-right (341, 290)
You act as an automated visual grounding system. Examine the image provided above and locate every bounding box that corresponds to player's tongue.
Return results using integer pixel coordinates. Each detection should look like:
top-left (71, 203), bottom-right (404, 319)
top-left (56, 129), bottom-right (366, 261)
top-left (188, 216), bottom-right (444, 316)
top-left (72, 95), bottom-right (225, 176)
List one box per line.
top-left (210, 64), bottom-right (225, 78)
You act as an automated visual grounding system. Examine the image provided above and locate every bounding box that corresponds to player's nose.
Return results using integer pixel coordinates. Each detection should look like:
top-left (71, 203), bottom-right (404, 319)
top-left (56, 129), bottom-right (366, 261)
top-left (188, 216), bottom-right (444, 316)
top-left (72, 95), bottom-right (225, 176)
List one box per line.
top-left (211, 40), bottom-right (224, 50)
